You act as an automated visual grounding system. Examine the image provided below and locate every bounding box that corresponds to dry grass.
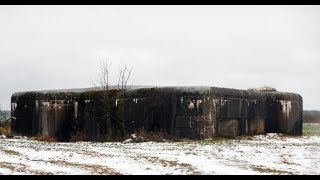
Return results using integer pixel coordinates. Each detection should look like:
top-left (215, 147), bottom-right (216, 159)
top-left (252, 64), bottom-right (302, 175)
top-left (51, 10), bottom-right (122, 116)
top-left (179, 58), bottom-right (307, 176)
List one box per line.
top-left (0, 162), bottom-right (17, 172)
top-left (31, 136), bottom-right (58, 143)
top-left (140, 156), bottom-right (200, 174)
top-left (132, 130), bottom-right (173, 142)
top-left (2, 149), bottom-right (21, 156)
top-left (49, 160), bottom-right (121, 175)
top-left (0, 162), bottom-right (53, 175)
top-left (251, 166), bottom-right (294, 175)
top-left (69, 131), bottom-right (89, 142)
top-left (0, 120), bottom-right (11, 137)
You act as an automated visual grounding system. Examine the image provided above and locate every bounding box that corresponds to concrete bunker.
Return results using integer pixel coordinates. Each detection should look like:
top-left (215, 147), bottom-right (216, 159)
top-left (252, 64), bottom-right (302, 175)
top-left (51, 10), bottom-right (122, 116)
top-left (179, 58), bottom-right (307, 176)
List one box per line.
top-left (11, 86), bottom-right (303, 141)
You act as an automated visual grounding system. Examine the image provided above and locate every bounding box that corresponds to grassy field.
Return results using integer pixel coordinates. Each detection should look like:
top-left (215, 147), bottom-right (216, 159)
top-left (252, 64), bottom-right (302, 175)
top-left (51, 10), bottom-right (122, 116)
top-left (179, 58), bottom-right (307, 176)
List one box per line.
top-left (303, 123), bottom-right (320, 136)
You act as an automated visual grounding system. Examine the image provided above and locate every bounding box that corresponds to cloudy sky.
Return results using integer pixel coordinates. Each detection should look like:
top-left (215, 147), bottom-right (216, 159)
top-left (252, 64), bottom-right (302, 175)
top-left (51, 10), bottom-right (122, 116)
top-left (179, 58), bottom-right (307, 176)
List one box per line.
top-left (0, 5), bottom-right (319, 110)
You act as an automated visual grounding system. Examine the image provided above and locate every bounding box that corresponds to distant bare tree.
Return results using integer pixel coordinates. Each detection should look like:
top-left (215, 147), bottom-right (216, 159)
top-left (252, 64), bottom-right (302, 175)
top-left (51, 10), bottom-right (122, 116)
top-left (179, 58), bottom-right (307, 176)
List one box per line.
top-left (0, 105), bottom-right (2, 120)
top-left (117, 64), bottom-right (133, 93)
top-left (91, 58), bottom-right (112, 91)
top-left (0, 104), bottom-right (8, 122)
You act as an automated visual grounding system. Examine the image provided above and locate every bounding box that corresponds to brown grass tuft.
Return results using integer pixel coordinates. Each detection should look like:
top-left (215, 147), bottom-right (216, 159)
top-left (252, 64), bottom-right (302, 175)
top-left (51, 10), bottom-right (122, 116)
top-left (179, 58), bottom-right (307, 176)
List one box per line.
top-left (0, 120), bottom-right (11, 137)
top-left (69, 131), bottom-right (89, 142)
top-left (31, 136), bottom-right (58, 142)
top-left (130, 130), bottom-right (173, 142)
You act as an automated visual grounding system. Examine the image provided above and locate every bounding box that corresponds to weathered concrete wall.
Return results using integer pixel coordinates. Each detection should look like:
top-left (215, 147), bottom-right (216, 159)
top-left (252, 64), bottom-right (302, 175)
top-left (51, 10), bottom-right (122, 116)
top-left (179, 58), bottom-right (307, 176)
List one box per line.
top-left (11, 92), bottom-right (80, 141)
top-left (11, 86), bottom-right (303, 141)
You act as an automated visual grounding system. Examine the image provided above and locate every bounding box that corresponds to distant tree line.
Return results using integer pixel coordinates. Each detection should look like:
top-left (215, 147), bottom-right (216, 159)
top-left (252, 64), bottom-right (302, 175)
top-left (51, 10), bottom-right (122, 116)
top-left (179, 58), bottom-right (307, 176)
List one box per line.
top-left (304, 110), bottom-right (320, 123)
top-left (0, 105), bottom-right (10, 123)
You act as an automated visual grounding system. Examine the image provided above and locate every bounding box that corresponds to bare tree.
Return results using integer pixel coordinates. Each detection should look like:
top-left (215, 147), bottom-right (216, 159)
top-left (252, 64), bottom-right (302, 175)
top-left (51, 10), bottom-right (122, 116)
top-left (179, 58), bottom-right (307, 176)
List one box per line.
top-left (116, 64), bottom-right (133, 138)
top-left (90, 58), bottom-right (133, 141)
top-left (91, 59), bottom-right (133, 91)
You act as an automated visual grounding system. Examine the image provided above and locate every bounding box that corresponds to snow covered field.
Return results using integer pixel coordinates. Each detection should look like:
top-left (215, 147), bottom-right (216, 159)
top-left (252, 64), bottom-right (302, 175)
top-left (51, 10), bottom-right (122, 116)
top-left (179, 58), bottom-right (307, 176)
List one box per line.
top-left (0, 134), bottom-right (319, 175)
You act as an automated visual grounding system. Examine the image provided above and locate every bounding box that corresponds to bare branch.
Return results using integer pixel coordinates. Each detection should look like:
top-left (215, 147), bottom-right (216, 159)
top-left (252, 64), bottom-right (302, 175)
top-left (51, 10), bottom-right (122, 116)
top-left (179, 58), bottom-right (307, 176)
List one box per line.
top-left (124, 67), bottom-right (132, 90)
top-left (116, 64), bottom-right (133, 92)
top-left (90, 75), bottom-right (98, 89)
top-left (91, 58), bottom-right (133, 92)
top-left (121, 65), bottom-right (127, 90)
top-left (117, 66), bottom-right (123, 90)
top-left (92, 58), bottom-right (112, 91)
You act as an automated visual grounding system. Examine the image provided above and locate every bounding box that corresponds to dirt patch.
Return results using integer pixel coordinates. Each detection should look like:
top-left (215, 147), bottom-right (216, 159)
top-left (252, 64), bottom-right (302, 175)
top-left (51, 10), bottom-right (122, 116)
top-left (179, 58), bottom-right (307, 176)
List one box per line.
top-left (0, 162), bottom-right (54, 175)
top-left (141, 156), bottom-right (201, 175)
top-left (2, 149), bottom-right (21, 156)
top-left (251, 165), bottom-right (294, 175)
top-left (49, 160), bottom-right (121, 175)
top-left (76, 150), bottom-right (114, 158)
top-left (0, 162), bottom-right (27, 173)
top-left (0, 162), bottom-right (16, 171)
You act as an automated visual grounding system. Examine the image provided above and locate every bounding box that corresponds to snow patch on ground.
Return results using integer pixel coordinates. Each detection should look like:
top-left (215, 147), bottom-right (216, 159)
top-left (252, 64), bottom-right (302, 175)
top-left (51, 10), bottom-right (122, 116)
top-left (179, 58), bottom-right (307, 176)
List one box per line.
top-left (0, 134), bottom-right (319, 175)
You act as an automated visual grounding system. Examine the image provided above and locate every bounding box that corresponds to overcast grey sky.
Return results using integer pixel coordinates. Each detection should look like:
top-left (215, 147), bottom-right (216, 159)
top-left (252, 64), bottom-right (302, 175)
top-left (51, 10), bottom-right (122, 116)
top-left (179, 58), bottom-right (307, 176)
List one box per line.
top-left (0, 5), bottom-right (319, 110)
